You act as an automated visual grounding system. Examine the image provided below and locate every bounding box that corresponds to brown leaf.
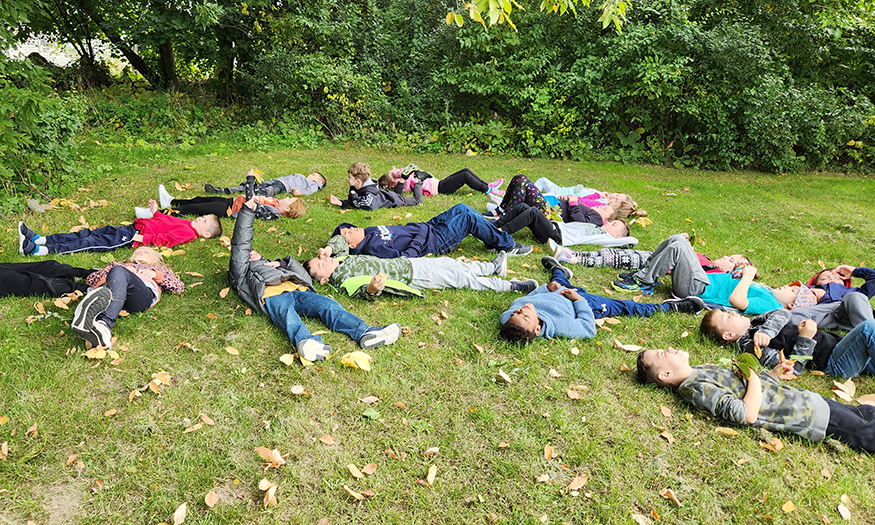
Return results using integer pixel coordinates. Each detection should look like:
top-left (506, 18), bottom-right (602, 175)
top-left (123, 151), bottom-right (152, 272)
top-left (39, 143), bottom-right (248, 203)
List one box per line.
top-left (361, 463), bottom-right (377, 475)
top-left (568, 475), bottom-right (587, 490)
top-left (347, 464), bottom-right (364, 479)
top-left (219, 287), bottom-right (230, 298)
top-left (320, 434), bottom-right (335, 445)
top-left (182, 423), bottom-right (202, 434)
top-left (497, 442), bottom-right (510, 448)
top-left (659, 431), bottom-right (674, 444)
top-left (535, 473), bottom-right (550, 483)
top-left (566, 389), bottom-right (583, 400)
top-left (631, 513), bottom-right (653, 525)
top-left (659, 487), bottom-right (682, 506)
top-left (544, 445), bottom-right (556, 460)
top-left (343, 484), bottom-right (365, 501)
top-left (423, 447), bottom-right (440, 456)
top-left (206, 313), bottom-right (216, 319)
top-left (204, 491), bottom-right (219, 509)
top-left (53, 296), bottom-right (71, 309)
top-left (172, 502), bottom-right (187, 525)
top-left (26, 423), bottom-right (38, 437)
top-left (200, 414), bottom-right (215, 426)
top-left (255, 447), bottom-right (286, 469)
top-left (104, 409), bottom-right (117, 417)
top-left (620, 363), bottom-right (631, 371)
top-left (65, 454), bottom-right (78, 466)
top-left (659, 405), bottom-right (672, 418)
top-left (359, 395), bottom-right (380, 404)
top-left (0, 442), bottom-right (7, 461)
top-left (185, 272), bottom-right (203, 277)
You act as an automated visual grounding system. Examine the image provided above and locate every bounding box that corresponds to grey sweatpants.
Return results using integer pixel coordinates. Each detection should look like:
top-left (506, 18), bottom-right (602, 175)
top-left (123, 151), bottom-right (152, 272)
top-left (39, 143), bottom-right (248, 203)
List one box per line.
top-left (790, 292), bottom-right (874, 331)
top-left (632, 234), bottom-right (709, 298)
top-left (410, 257), bottom-right (509, 292)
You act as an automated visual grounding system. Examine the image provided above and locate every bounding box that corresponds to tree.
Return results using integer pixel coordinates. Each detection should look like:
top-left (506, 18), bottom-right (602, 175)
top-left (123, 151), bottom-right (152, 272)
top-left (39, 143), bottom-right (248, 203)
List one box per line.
top-left (447, 0), bottom-right (632, 32)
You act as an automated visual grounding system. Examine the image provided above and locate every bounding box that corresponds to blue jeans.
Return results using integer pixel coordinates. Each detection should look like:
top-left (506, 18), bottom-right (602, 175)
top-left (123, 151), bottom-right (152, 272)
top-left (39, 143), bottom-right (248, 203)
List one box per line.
top-left (264, 290), bottom-right (369, 346)
top-left (549, 269), bottom-right (669, 319)
top-left (824, 319), bottom-right (875, 379)
top-left (428, 204), bottom-right (516, 255)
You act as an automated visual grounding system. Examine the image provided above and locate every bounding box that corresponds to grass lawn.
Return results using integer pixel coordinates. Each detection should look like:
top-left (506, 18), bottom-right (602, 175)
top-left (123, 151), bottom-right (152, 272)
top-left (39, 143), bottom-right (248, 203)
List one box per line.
top-left (1, 141), bottom-right (874, 524)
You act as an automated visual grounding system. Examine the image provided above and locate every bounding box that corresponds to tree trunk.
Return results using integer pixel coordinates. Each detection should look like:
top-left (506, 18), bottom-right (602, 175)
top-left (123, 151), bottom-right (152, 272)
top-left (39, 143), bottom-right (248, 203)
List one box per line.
top-left (158, 38), bottom-right (176, 89)
top-left (83, 1), bottom-right (159, 87)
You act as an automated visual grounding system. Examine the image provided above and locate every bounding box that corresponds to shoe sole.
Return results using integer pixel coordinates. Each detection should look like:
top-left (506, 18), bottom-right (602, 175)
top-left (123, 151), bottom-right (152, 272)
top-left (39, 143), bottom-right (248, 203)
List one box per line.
top-left (541, 256), bottom-right (574, 280)
top-left (72, 288), bottom-right (113, 333)
top-left (611, 283), bottom-right (654, 295)
top-left (18, 221), bottom-right (26, 255)
top-left (360, 323), bottom-right (401, 350)
top-left (494, 252), bottom-right (508, 278)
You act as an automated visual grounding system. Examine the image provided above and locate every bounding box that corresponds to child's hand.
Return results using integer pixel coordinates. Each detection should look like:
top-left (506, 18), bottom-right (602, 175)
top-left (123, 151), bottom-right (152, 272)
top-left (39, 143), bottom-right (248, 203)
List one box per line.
top-left (148, 199), bottom-right (159, 214)
top-left (741, 265), bottom-right (758, 279)
top-left (243, 198), bottom-right (258, 210)
top-left (752, 331), bottom-right (771, 349)
top-left (263, 261), bottom-right (280, 268)
top-left (317, 246), bottom-right (333, 258)
top-left (768, 360), bottom-right (796, 381)
top-left (135, 268), bottom-right (157, 281)
top-left (560, 288), bottom-right (582, 301)
top-left (798, 319), bottom-right (818, 338)
top-left (546, 281), bottom-right (562, 292)
top-left (835, 265), bottom-right (855, 280)
top-left (680, 232), bottom-right (690, 240)
top-left (249, 250), bottom-right (262, 261)
top-left (329, 195), bottom-right (342, 206)
top-left (367, 274), bottom-right (386, 294)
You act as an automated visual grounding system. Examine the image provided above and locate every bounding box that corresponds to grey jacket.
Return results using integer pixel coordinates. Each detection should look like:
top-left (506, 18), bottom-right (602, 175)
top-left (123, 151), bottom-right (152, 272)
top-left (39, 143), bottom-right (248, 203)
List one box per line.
top-left (228, 206), bottom-right (314, 314)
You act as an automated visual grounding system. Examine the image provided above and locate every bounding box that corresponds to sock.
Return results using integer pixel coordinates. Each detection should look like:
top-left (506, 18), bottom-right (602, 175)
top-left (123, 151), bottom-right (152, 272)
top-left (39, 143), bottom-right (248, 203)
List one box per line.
top-left (34, 234), bottom-right (45, 245)
top-left (33, 246), bottom-right (48, 256)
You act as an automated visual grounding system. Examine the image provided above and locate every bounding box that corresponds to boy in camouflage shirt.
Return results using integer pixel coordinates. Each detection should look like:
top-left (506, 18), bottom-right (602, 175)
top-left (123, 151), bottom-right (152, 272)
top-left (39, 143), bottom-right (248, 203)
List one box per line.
top-left (636, 348), bottom-right (875, 453)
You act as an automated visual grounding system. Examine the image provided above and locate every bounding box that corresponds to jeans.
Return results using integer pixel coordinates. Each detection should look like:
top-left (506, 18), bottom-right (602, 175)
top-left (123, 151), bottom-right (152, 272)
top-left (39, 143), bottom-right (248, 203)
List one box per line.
top-left (0, 261), bottom-right (91, 297)
top-left (824, 397), bottom-right (875, 453)
top-left (264, 290), bottom-right (369, 347)
top-left (549, 269), bottom-right (669, 319)
top-left (633, 234), bottom-right (709, 297)
top-left (427, 203), bottom-right (516, 254)
top-left (824, 319), bottom-right (875, 379)
top-left (97, 266), bottom-right (156, 328)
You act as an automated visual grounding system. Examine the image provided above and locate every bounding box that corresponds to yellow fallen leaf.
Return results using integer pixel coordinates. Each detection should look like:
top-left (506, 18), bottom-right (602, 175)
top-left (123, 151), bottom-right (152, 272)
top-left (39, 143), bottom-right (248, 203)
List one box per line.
top-left (320, 434), bottom-right (335, 445)
top-left (219, 287), bottom-right (230, 298)
top-left (279, 354), bottom-right (295, 366)
top-left (206, 312), bottom-right (217, 319)
top-left (715, 427), bottom-right (739, 436)
top-left (544, 445), bottom-right (556, 460)
top-left (347, 464), bottom-right (364, 479)
top-left (185, 272), bottom-right (203, 277)
top-left (496, 369), bottom-right (512, 384)
top-left (182, 423), bottom-right (202, 434)
top-left (782, 500), bottom-right (796, 513)
top-left (225, 346), bottom-right (239, 355)
top-left (204, 491), bottom-right (219, 509)
top-left (736, 458), bottom-right (750, 466)
top-left (341, 351), bottom-right (373, 371)
top-left (426, 464), bottom-right (437, 486)
top-left (343, 484), bottom-right (365, 500)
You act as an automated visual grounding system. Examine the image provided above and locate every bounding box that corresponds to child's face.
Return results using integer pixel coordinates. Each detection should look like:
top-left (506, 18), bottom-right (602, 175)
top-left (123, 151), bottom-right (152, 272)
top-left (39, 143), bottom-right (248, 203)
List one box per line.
top-left (641, 348), bottom-right (690, 382)
top-left (347, 173), bottom-right (363, 189)
top-left (190, 216), bottom-right (214, 238)
top-left (308, 252), bottom-right (340, 285)
top-left (712, 254), bottom-right (747, 273)
top-left (595, 204), bottom-right (615, 220)
top-left (278, 197), bottom-right (297, 213)
top-left (307, 172), bottom-right (324, 184)
top-left (130, 246), bottom-right (160, 265)
top-left (507, 303), bottom-right (541, 336)
top-left (711, 310), bottom-right (752, 341)
top-left (770, 284), bottom-right (800, 307)
top-left (602, 220), bottom-right (626, 238)
top-left (814, 269), bottom-right (842, 285)
top-left (339, 226), bottom-right (366, 248)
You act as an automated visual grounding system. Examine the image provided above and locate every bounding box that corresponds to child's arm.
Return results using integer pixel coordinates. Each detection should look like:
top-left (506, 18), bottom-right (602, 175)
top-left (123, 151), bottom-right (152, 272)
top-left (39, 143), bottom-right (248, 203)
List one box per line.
top-left (329, 195), bottom-right (344, 206)
top-left (324, 235), bottom-right (350, 259)
top-left (560, 288), bottom-right (598, 339)
top-left (728, 264), bottom-right (758, 311)
top-left (742, 370), bottom-right (763, 424)
top-left (845, 265), bottom-right (875, 299)
top-left (566, 203), bottom-right (604, 226)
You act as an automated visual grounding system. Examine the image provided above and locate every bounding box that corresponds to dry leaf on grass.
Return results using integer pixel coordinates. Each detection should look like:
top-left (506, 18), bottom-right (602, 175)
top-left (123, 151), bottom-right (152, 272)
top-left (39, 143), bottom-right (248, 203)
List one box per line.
top-left (423, 447), bottom-right (440, 456)
top-left (426, 465), bottom-right (437, 486)
top-left (782, 500), bottom-right (796, 513)
top-left (566, 389), bottom-right (583, 400)
top-left (496, 369), bottom-right (512, 384)
top-left (172, 502), bottom-right (187, 525)
top-left (715, 427), bottom-right (739, 436)
top-left (258, 479), bottom-right (278, 507)
top-left (279, 354), bottom-right (295, 366)
top-left (104, 409), bottom-right (117, 417)
top-left (837, 503), bottom-right (851, 520)
top-left (200, 414), bottom-right (215, 426)
top-left (359, 395), bottom-right (380, 404)
top-left (26, 423), bottom-right (37, 438)
top-left (548, 368), bottom-right (561, 378)
top-left (219, 287), bottom-right (230, 298)
top-left (631, 513), bottom-right (653, 525)
top-left (182, 423), bottom-right (202, 434)
top-left (833, 379), bottom-right (856, 402)
top-left (0, 442), bottom-right (7, 461)
top-left (255, 447), bottom-right (286, 469)
top-left (857, 394), bottom-right (875, 406)
top-left (204, 491), bottom-right (218, 508)
top-left (320, 435), bottom-right (335, 445)
top-left (659, 431), bottom-right (674, 444)
top-left (568, 475), bottom-right (587, 490)
top-left (341, 351), bottom-right (373, 371)
top-left (65, 454), bottom-right (78, 466)
top-left (225, 346), bottom-right (239, 355)
top-left (343, 485), bottom-right (365, 501)
top-left (659, 487), bottom-right (682, 506)
top-left (361, 463), bottom-right (376, 475)
top-left (544, 445), bottom-right (556, 460)
top-left (347, 464), bottom-right (364, 479)
top-left (613, 339), bottom-right (643, 352)
top-left (659, 405), bottom-right (672, 418)
top-left (535, 473), bottom-right (549, 483)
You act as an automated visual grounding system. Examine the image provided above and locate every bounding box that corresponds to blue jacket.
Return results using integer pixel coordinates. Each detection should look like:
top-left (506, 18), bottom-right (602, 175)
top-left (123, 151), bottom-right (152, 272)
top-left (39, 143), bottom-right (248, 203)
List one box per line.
top-left (499, 285), bottom-right (597, 340)
top-left (332, 222), bottom-right (439, 258)
top-left (813, 267), bottom-right (875, 303)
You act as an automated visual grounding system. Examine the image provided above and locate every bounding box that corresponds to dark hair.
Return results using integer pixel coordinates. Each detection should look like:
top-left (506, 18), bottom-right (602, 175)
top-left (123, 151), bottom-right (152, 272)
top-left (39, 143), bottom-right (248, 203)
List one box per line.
top-left (302, 257), bottom-right (316, 276)
top-left (378, 172), bottom-right (396, 189)
top-left (699, 309), bottom-right (724, 343)
top-left (636, 350), bottom-right (670, 387)
top-left (312, 172), bottom-right (327, 187)
top-left (617, 219), bottom-right (630, 237)
top-left (498, 320), bottom-right (538, 345)
top-left (813, 267), bottom-right (836, 285)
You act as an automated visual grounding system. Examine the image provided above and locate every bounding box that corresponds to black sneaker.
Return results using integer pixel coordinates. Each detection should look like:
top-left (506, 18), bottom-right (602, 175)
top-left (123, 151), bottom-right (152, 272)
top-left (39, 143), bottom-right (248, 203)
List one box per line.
top-left (612, 275), bottom-right (655, 295)
top-left (81, 320), bottom-right (113, 349)
top-left (507, 242), bottom-right (533, 257)
top-left (663, 296), bottom-right (707, 314)
top-left (541, 256), bottom-right (574, 280)
top-left (510, 279), bottom-right (538, 293)
top-left (72, 287), bottom-right (113, 335)
top-left (19, 234), bottom-right (37, 256)
top-left (360, 323), bottom-right (402, 350)
top-left (204, 183), bottom-right (224, 194)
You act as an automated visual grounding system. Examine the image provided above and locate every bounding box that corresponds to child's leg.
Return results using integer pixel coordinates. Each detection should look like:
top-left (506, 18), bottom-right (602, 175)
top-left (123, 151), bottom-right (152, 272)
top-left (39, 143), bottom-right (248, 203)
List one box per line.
top-left (570, 248), bottom-right (653, 269)
top-left (494, 204), bottom-right (559, 244)
top-left (499, 174), bottom-right (548, 216)
top-left (169, 197), bottom-right (232, 217)
top-left (437, 169), bottom-right (489, 194)
top-left (428, 203), bottom-right (516, 254)
top-left (0, 261), bottom-right (90, 297)
top-left (824, 319), bottom-right (875, 379)
top-left (823, 397), bottom-right (875, 453)
top-left (96, 266), bottom-right (155, 328)
top-left (287, 290), bottom-right (370, 343)
top-left (410, 258), bottom-right (511, 292)
top-left (547, 268), bottom-right (668, 318)
top-left (254, 180), bottom-right (286, 197)
top-left (263, 293), bottom-right (322, 347)
top-left (45, 225), bottom-right (139, 255)
top-left (632, 234), bottom-right (708, 297)
top-left (792, 292), bottom-right (874, 332)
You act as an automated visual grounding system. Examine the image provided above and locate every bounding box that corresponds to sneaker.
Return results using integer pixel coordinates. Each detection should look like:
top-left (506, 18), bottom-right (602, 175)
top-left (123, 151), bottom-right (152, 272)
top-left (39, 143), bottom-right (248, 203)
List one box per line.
top-left (488, 193), bottom-right (503, 204)
top-left (245, 175), bottom-right (256, 201)
top-left (491, 251), bottom-right (508, 278)
top-left (555, 247), bottom-right (578, 265)
top-left (663, 296), bottom-right (706, 314)
top-left (19, 221), bottom-right (38, 242)
top-left (19, 235), bottom-right (37, 256)
top-left (487, 178), bottom-right (504, 190)
top-left (510, 279), bottom-right (539, 293)
top-left (158, 184), bottom-right (174, 209)
top-left (507, 242), bottom-right (533, 257)
top-left (204, 183), bottom-right (224, 194)
top-left (134, 206), bottom-right (154, 219)
top-left (546, 238), bottom-right (561, 258)
top-left (541, 256), bottom-right (573, 280)
top-left (80, 320), bottom-right (113, 349)
top-left (611, 275), bottom-right (655, 295)
top-left (359, 323), bottom-right (401, 350)
top-left (72, 287), bottom-right (113, 338)
top-left (298, 338), bottom-right (331, 362)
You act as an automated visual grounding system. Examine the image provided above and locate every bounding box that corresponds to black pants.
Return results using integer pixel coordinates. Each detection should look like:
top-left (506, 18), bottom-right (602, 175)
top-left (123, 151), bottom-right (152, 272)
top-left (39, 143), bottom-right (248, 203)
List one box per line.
top-left (227, 180), bottom-right (285, 197)
top-left (824, 397), bottom-right (875, 453)
top-left (96, 266), bottom-right (155, 328)
top-left (493, 203), bottom-right (561, 244)
top-left (437, 169), bottom-right (489, 194)
top-left (0, 261), bottom-right (91, 298)
top-left (169, 197), bottom-right (232, 217)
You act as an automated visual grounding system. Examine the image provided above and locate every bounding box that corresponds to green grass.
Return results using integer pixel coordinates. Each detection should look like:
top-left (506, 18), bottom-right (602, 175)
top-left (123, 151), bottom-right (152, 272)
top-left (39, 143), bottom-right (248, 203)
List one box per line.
top-left (1, 142), bottom-right (874, 524)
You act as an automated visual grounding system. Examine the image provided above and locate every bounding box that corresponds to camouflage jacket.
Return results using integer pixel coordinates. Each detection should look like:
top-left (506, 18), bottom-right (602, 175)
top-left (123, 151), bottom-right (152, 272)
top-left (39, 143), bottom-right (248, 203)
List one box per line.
top-left (329, 255), bottom-right (414, 300)
top-left (678, 365), bottom-right (829, 441)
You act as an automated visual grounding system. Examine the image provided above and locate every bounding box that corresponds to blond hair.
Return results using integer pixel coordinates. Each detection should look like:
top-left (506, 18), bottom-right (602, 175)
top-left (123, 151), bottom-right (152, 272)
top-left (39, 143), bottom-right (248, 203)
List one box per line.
top-left (281, 198), bottom-right (306, 219)
top-left (128, 246), bottom-right (163, 265)
top-left (348, 162), bottom-right (371, 182)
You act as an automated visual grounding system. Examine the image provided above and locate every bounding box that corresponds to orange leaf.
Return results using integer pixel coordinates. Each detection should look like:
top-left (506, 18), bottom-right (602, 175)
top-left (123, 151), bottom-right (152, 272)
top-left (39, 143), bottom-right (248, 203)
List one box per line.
top-left (206, 313), bottom-right (216, 319)
top-left (104, 409), bottom-right (117, 417)
top-left (568, 475), bottom-right (587, 490)
top-left (659, 431), bottom-right (674, 444)
top-left (200, 414), bottom-right (215, 426)
top-left (659, 405), bottom-right (672, 418)
top-left (182, 423), bottom-right (202, 434)
top-left (566, 389), bottom-right (583, 400)
top-left (204, 491), bottom-right (219, 509)
top-left (361, 463), bottom-right (377, 475)
top-left (320, 434), bottom-right (335, 445)
top-left (219, 287), bottom-right (230, 298)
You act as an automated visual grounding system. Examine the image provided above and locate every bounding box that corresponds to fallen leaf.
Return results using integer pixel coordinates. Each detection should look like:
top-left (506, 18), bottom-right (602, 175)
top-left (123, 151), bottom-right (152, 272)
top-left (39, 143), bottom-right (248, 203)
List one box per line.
top-left (255, 447), bottom-right (286, 469)
top-left (320, 435), bottom-right (335, 445)
top-left (104, 409), bottom-right (117, 417)
top-left (613, 339), bottom-right (643, 352)
top-left (0, 442), bottom-right (7, 461)
top-left (423, 447), bottom-right (440, 456)
top-left (65, 454), bottom-right (78, 466)
top-left (659, 431), bottom-right (674, 444)
top-left (782, 500), bottom-right (796, 513)
top-left (715, 427), bottom-right (739, 436)
top-left (291, 385), bottom-right (309, 396)
top-left (225, 346), bottom-right (239, 355)
top-left (837, 503), bottom-right (851, 520)
top-left (185, 272), bottom-right (203, 277)
top-left (347, 464), bottom-right (364, 478)
top-left (857, 394), bottom-right (875, 406)
top-left (260, 479), bottom-right (278, 508)
top-left (182, 423), bottom-right (202, 434)
top-left (620, 363), bottom-right (631, 371)
top-left (344, 484), bottom-right (365, 500)
top-left (548, 368), bottom-right (561, 378)
top-left (340, 351), bottom-right (373, 371)
top-left (426, 464), bottom-right (437, 486)
top-left (206, 312), bottom-right (216, 319)
top-left (631, 513), bottom-right (653, 525)
top-left (566, 389), bottom-right (583, 400)
top-left (204, 491), bottom-right (218, 509)
top-left (361, 463), bottom-right (376, 475)
top-left (833, 379), bottom-right (856, 401)
top-left (26, 423), bottom-right (37, 437)
top-left (680, 331), bottom-right (689, 338)
top-left (496, 369), bottom-right (512, 384)
top-left (544, 445), bottom-right (556, 460)
top-left (498, 442), bottom-right (510, 448)
top-left (821, 468), bottom-right (831, 479)
top-left (200, 414), bottom-right (215, 426)
top-left (535, 473), bottom-right (549, 483)
top-left (0, 416), bottom-right (7, 425)
top-left (172, 502), bottom-right (187, 525)
top-left (360, 395), bottom-right (380, 404)
top-left (568, 475), bottom-right (587, 490)
top-left (659, 487), bottom-right (682, 506)
top-left (219, 287), bottom-right (230, 298)
top-left (736, 458), bottom-right (750, 466)
top-left (659, 405), bottom-right (672, 418)
top-left (279, 354), bottom-right (295, 366)
top-left (35, 302), bottom-right (46, 314)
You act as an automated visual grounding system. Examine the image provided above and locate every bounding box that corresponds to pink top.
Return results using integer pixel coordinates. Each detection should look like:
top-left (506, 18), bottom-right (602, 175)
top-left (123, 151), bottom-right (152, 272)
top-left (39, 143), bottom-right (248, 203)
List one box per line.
top-left (402, 176), bottom-right (440, 197)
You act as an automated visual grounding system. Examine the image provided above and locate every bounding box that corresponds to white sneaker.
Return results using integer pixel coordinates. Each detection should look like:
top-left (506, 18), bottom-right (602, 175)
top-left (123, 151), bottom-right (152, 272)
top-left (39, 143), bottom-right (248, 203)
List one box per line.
top-left (359, 323), bottom-right (401, 350)
top-left (298, 338), bottom-right (331, 361)
top-left (158, 184), bottom-right (174, 209)
top-left (547, 238), bottom-right (561, 258)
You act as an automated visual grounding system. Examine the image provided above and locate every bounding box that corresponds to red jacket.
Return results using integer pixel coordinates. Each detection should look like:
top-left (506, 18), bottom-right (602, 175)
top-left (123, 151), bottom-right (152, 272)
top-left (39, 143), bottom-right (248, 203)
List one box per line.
top-left (133, 212), bottom-right (197, 247)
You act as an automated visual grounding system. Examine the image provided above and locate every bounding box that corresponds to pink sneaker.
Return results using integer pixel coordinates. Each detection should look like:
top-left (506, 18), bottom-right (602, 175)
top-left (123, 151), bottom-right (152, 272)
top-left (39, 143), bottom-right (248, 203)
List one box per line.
top-left (488, 178), bottom-right (504, 190)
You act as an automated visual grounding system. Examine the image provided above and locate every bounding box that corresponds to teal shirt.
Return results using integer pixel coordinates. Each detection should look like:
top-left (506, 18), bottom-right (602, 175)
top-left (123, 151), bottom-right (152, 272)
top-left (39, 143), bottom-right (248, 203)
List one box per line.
top-left (697, 273), bottom-right (782, 314)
